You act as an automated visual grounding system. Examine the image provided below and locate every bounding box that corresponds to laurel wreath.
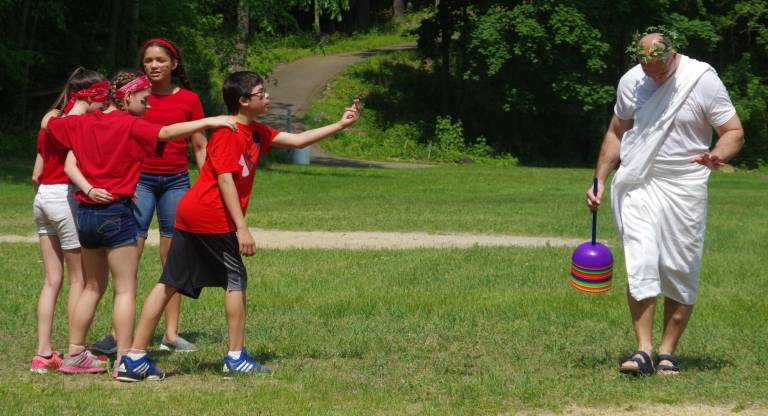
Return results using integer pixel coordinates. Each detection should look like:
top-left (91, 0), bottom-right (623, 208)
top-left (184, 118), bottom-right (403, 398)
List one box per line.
top-left (626, 25), bottom-right (682, 63)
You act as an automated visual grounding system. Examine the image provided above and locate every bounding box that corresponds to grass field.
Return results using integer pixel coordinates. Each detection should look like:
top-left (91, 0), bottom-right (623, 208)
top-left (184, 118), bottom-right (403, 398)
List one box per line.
top-left (1, 163), bottom-right (767, 414)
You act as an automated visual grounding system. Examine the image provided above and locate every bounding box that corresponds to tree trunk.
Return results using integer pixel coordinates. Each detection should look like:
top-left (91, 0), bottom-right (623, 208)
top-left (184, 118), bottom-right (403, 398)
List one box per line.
top-left (233, 0), bottom-right (249, 71)
top-left (129, 0), bottom-right (139, 54)
top-left (437, 1), bottom-right (452, 114)
top-left (108, 0), bottom-right (122, 71)
top-left (18, 0), bottom-right (32, 47)
top-left (19, 11), bottom-right (39, 125)
top-left (354, 0), bottom-right (370, 30)
top-left (314, 0), bottom-right (321, 35)
top-left (392, 0), bottom-right (404, 19)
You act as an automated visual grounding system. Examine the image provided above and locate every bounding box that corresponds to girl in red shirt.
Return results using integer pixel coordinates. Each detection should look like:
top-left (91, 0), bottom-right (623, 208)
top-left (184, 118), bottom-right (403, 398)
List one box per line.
top-left (30, 67), bottom-right (110, 374)
top-left (130, 38), bottom-right (203, 353)
top-left (48, 69), bottom-right (237, 374)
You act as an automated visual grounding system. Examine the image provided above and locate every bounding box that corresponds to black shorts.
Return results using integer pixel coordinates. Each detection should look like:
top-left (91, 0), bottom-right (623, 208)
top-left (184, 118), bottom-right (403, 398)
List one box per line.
top-left (159, 228), bottom-right (247, 299)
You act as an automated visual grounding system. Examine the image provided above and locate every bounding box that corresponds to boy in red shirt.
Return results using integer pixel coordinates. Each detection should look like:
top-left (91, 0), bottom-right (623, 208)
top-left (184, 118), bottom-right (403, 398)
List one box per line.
top-left (117, 71), bottom-right (360, 381)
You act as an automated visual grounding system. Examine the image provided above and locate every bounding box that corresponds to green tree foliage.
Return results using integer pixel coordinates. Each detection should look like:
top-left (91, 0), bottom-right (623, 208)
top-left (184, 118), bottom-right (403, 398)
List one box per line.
top-left (417, 0), bottom-right (768, 167)
top-left (0, 0), bottom-right (364, 134)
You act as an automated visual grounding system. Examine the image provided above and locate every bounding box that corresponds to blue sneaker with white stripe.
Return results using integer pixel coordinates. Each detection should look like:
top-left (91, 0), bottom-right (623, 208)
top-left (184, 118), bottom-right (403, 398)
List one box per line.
top-left (115, 354), bottom-right (166, 382)
top-left (222, 347), bottom-right (272, 376)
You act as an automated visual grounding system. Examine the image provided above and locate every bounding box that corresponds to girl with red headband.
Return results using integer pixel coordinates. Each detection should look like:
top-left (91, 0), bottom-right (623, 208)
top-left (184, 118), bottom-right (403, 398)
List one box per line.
top-left (91, 38), bottom-right (204, 354)
top-left (46, 69), bottom-right (237, 375)
top-left (29, 67), bottom-right (110, 374)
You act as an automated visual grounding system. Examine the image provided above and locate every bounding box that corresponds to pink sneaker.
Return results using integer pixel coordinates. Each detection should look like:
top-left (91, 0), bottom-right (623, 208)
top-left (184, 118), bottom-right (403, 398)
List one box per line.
top-left (30, 352), bottom-right (63, 374)
top-left (59, 350), bottom-right (109, 374)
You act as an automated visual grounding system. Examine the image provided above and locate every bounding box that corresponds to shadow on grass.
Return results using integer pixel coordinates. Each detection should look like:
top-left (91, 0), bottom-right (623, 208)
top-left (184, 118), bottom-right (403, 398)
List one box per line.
top-left (572, 351), bottom-right (732, 373)
top-left (174, 350), bottom-right (281, 375)
top-left (680, 355), bottom-right (733, 372)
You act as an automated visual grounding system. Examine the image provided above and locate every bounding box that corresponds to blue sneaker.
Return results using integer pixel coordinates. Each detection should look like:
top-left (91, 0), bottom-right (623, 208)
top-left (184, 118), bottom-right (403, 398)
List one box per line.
top-left (222, 347), bottom-right (272, 376)
top-left (90, 334), bottom-right (117, 355)
top-left (115, 354), bottom-right (166, 382)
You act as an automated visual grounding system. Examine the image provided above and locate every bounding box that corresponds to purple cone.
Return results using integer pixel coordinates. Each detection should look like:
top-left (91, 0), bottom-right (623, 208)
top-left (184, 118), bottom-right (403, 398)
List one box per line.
top-left (572, 242), bottom-right (613, 269)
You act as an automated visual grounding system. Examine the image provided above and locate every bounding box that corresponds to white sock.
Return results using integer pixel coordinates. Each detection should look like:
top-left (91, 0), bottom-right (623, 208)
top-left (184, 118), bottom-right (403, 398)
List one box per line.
top-left (127, 352), bottom-right (147, 360)
top-left (227, 350), bottom-right (242, 360)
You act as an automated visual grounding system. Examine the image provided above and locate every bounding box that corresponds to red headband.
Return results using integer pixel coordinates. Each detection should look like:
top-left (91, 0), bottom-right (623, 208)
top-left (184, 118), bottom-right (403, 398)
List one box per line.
top-left (115, 75), bottom-right (152, 99)
top-left (63, 81), bottom-right (111, 113)
top-left (143, 38), bottom-right (179, 60)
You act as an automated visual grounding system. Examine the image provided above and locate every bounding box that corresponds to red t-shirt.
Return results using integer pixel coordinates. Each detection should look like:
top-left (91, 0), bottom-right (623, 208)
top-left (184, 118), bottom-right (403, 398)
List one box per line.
top-left (140, 88), bottom-right (205, 174)
top-left (175, 121), bottom-right (279, 234)
top-left (47, 110), bottom-right (162, 203)
top-left (36, 128), bottom-right (70, 184)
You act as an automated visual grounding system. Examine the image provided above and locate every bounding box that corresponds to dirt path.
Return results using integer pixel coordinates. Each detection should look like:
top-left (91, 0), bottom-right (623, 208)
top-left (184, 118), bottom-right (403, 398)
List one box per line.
top-left (260, 43), bottom-right (433, 169)
top-left (0, 229), bottom-right (585, 249)
top-left (531, 404), bottom-right (767, 416)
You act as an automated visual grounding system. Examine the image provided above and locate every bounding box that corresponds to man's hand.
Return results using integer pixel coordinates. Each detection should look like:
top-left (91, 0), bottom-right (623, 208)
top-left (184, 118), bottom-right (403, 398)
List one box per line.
top-left (586, 181), bottom-right (605, 213)
top-left (236, 226), bottom-right (256, 257)
top-left (691, 152), bottom-right (725, 170)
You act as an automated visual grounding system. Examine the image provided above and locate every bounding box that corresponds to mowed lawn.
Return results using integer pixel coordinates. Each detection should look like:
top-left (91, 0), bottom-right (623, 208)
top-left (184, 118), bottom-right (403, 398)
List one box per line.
top-left (0, 162), bottom-right (766, 414)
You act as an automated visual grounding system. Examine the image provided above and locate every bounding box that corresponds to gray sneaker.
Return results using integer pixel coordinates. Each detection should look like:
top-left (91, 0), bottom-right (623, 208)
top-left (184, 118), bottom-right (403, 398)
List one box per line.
top-left (90, 334), bottom-right (117, 355)
top-left (160, 335), bottom-right (198, 352)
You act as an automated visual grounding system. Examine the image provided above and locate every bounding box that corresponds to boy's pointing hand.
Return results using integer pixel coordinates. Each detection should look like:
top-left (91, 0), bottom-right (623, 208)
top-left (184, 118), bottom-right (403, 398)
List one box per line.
top-left (339, 97), bottom-right (361, 128)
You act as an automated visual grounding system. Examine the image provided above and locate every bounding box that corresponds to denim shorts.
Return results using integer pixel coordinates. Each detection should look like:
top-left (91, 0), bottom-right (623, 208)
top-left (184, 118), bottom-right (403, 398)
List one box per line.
top-left (77, 199), bottom-right (138, 249)
top-left (133, 172), bottom-right (190, 238)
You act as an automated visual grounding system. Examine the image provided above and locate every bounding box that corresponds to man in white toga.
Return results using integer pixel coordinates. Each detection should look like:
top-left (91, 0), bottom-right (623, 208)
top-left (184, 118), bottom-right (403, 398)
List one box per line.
top-left (586, 27), bottom-right (744, 375)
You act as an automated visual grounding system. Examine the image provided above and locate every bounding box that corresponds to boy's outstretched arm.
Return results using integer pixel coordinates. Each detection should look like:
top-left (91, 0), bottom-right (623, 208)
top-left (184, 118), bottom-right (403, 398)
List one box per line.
top-left (217, 172), bottom-right (256, 256)
top-left (272, 98), bottom-right (360, 149)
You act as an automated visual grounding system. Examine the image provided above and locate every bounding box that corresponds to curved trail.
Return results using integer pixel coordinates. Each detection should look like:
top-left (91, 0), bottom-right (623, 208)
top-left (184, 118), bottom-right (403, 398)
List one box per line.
top-left (260, 43), bottom-right (433, 169)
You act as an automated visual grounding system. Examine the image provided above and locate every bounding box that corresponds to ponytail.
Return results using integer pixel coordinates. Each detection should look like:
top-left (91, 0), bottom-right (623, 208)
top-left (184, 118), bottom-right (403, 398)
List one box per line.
top-left (49, 67), bottom-right (109, 112)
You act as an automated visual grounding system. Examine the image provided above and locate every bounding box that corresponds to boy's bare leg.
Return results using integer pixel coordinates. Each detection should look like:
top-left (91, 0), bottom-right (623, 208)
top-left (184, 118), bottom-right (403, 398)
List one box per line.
top-left (620, 292), bottom-right (656, 370)
top-left (108, 244), bottom-right (139, 364)
top-left (158, 236), bottom-right (183, 341)
top-left (131, 283), bottom-right (178, 352)
top-left (224, 290), bottom-right (246, 352)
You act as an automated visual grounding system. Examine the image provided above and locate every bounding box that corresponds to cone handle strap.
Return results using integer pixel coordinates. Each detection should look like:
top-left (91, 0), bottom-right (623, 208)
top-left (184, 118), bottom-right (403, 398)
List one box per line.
top-left (592, 177), bottom-right (597, 245)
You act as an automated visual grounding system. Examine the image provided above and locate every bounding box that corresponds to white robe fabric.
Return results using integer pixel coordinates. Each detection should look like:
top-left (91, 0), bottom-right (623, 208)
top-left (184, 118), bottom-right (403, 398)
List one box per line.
top-left (611, 56), bottom-right (713, 305)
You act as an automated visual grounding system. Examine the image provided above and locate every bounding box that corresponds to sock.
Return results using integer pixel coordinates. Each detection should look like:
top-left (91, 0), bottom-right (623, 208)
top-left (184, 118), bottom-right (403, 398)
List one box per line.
top-left (227, 350), bottom-right (242, 360)
top-left (127, 352), bottom-right (147, 360)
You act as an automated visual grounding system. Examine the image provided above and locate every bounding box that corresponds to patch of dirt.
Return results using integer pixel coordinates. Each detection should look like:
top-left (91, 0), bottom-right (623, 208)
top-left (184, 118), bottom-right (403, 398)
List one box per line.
top-left (0, 229), bottom-right (587, 249)
top-left (531, 403), bottom-right (767, 415)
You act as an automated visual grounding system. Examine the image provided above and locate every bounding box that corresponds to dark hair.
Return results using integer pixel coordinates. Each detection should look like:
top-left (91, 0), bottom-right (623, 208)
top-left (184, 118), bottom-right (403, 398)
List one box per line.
top-left (50, 67), bottom-right (108, 111)
top-left (110, 68), bottom-right (146, 111)
top-left (138, 38), bottom-right (192, 89)
top-left (222, 71), bottom-right (264, 114)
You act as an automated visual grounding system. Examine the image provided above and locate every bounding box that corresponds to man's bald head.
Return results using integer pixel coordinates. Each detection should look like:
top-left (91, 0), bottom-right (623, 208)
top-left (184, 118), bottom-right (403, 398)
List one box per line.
top-left (639, 33), bottom-right (669, 57)
top-left (635, 32), bottom-right (679, 83)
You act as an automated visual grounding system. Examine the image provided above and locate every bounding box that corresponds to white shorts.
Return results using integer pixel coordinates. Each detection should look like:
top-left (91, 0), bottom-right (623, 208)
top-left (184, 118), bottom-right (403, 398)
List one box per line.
top-left (33, 183), bottom-right (81, 250)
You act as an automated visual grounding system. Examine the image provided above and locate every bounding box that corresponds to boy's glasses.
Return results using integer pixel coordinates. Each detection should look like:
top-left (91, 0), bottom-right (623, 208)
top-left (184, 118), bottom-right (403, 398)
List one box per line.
top-left (244, 90), bottom-right (267, 100)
